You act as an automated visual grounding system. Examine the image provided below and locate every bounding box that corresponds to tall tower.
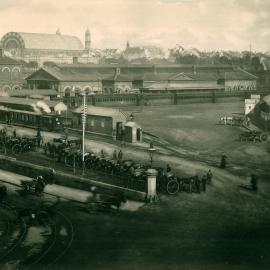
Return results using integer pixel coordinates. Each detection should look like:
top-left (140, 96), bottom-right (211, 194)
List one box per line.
top-left (85, 28), bottom-right (91, 51)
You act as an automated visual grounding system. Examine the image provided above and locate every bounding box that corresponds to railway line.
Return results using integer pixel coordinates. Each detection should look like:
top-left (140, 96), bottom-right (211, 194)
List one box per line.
top-left (0, 198), bottom-right (74, 270)
top-left (0, 203), bottom-right (28, 263)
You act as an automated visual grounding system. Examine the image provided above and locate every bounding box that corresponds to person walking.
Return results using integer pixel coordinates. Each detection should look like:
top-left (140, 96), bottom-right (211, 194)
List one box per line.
top-left (36, 127), bottom-right (42, 147)
top-left (250, 174), bottom-right (258, 192)
top-left (220, 155), bottom-right (227, 169)
top-left (206, 169), bottom-right (213, 184)
top-left (201, 174), bottom-right (207, 192)
top-left (2, 127), bottom-right (7, 138)
top-left (13, 128), bottom-right (17, 138)
top-left (194, 175), bottom-right (201, 193)
top-left (118, 150), bottom-right (123, 162)
top-left (113, 150), bottom-right (117, 160)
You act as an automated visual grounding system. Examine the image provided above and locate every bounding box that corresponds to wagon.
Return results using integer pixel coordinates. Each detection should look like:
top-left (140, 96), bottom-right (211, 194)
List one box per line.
top-left (157, 172), bottom-right (179, 195)
top-left (239, 131), bottom-right (269, 142)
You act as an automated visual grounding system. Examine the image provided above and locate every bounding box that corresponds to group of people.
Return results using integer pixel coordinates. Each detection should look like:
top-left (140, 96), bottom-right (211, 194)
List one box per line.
top-left (180, 169), bottom-right (213, 194)
top-left (112, 149), bottom-right (123, 162)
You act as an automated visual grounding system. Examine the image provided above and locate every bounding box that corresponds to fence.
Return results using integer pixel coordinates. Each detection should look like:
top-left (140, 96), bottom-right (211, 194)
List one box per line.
top-left (62, 90), bottom-right (270, 108)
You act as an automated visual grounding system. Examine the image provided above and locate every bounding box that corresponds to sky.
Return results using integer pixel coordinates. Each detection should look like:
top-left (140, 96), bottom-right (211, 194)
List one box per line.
top-left (0, 0), bottom-right (269, 52)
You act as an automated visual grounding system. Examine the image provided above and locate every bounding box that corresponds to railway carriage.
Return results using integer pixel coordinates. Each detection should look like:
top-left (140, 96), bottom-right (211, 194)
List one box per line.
top-left (0, 106), bottom-right (65, 131)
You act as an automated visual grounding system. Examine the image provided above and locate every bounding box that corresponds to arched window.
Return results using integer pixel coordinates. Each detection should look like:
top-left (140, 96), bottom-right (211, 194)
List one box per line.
top-left (74, 86), bottom-right (82, 96)
top-left (12, 67), bottom-right (21, 81)
top-left (84, 86), bottom-right (92, 95)
top-left (64, 87), bottom-right (71, 97)
top-left (12, 85), bottom-right (21, 91)
top-left (2, 67), bottom-right (10, 81)
top-left (2, 85), bottom-right (11, 91)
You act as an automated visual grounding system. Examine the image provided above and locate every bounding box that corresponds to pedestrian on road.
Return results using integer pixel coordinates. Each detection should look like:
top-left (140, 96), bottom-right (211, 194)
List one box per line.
top-left (201, 175), bottom-right (207, 192)
top-left (194, 175), bottom-right (201, 193)
top-left (113, 150), bottom-right (117, 160)
top-left (3, 127), bottom-right (7, 138)
top-left (13, 128), bottom-right (17, 138)
top-left (206, 169), bottom-right (213, 184)
top-left (250, 174), bottom-right (258, 192)
top-left (220, 155), bottom-right (227, 169)
top-left (36, 127), bottom-right (42, 147)
top-left (100, 149), bottom-right (105, 158)
top-left (118, 150), bottom-right (123, 162)
top-left (166, 164), bottom-right (171, 173)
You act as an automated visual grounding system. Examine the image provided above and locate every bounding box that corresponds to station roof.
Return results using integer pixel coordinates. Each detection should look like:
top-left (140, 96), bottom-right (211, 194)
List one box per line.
top-left (9, 89), bottom-right (58, 97)
top-left (223, 69), bottom-right (257, 80)
top-left (26, 67), bottom-right (102, 82)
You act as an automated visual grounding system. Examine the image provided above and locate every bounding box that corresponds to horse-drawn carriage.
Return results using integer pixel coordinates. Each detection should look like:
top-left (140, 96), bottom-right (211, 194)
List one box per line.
top-left (0, 134), bottom-right (38, 155)
top-left (44, 137), bottom-right (82, 163)
top-left (20, 176), bottom-right (46, 196)
top-left (239, 130), bottom-right (269, 142)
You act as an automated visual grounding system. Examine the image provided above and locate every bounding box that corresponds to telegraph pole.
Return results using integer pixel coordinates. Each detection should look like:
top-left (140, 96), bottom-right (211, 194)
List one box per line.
top-left (82, 92), bottom-right (87, 175)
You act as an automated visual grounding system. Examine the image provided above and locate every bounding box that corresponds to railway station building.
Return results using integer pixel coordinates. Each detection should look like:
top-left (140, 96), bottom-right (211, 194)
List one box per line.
top-left (72, 106), bottom-right (129, 140)
top-left (25, 63), bottom-right (258, 96)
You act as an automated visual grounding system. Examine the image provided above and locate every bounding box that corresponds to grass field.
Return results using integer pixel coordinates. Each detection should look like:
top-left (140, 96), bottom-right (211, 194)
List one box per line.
top-left (134, 102), bottom-right (270, 177)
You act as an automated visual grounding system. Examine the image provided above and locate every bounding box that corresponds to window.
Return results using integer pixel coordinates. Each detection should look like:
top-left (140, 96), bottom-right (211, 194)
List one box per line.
top-left (91, 119), bottom-right (94, 126)
top-left (101, 121), bottom-right (105, 128)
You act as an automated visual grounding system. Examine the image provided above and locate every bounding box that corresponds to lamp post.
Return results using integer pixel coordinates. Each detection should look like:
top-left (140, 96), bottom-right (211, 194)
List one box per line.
top-left (81, 92), bottom-right (87, 175)
top-left (146, 141), bottom-right (158, 202)
top-left (148, 141), bottom-right (156, 168)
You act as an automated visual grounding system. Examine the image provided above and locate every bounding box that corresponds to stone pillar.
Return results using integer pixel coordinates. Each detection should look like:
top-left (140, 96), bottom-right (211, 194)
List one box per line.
top-left (146, 168), bottom-right (158, 203)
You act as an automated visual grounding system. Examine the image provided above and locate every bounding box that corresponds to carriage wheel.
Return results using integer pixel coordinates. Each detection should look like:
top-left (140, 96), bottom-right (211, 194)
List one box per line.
top-left (260, 133), bottom-right (269, 142)
top-left (12, 144), bottom-right (21, 155)
top-left (166, 180), bottom-right (179, 195)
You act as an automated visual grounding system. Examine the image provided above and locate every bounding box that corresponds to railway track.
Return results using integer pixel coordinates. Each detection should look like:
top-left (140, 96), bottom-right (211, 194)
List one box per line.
top-left (0, 210), bottom-right (12, 249)
top-left (21, 210), bottom-right (74, 270)
top-left (0, 203), bottom-right (28, 263)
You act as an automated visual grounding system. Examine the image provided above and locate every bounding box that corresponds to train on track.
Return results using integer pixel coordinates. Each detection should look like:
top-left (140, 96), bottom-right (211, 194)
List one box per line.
top-left (0, 106), bottom-right (66, 132)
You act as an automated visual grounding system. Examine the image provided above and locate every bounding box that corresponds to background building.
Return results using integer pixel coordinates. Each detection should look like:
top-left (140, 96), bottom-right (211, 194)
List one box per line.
top-left (0, 30), bottom-right (91, 65)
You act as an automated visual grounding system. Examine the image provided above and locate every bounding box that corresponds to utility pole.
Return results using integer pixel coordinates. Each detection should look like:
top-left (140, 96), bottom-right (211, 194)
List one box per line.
top-left (82, 92), bottom-right (87, 175)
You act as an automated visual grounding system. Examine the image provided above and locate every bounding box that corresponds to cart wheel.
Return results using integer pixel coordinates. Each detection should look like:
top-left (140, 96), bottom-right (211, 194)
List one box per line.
top-left (260, 133), bottom-right (269, 142)
top-left (167, 180), bottom-right (179, 195)
top-left (12, 144), bottom-right (21, 155)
